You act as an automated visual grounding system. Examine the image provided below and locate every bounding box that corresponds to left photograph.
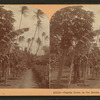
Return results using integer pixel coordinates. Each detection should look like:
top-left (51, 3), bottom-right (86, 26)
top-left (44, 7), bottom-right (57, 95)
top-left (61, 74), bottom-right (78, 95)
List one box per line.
top-left (0, 5), bottom-right (49, 88)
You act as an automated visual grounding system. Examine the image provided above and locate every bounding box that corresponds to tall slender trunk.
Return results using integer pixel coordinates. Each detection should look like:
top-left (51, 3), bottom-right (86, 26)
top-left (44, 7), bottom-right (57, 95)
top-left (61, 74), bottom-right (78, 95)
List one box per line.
top-left (35, 26), bottom-right (40, 55)
top-left (4, 67), bottom-right (7, 85)
top-left (28, 25), bottom-right (38, 52)
top-left (56, 49), bottom-right (66, 88)
top-left (83, 55), bottom-right (89, 85)
top-left (16, 13), bottom-right (23, 43)
top-left (38, 25), bottom-right (39, 38)
top-left (1, 60), bottom-right (5, 77)
top-left (19, 13), bottom-right (22, 29)
top-left (73, 56), bottom-right (80, 84)
top-left (88, 66), bottom-right (91, 76)
top-left (83, 63), bottom-right (87, 85)
top-left (41, 36), bottom-right (43, 55)
top-left (27, 43), bottom-right (29, 51)
top-left (67, 55), bottom-right (74, 88)
top-left (35, 44), bottom-right (41, 55)
top-left (45, 39), bottom-right (46, 46)
top-left (91, 66), bottom-right (95, 79)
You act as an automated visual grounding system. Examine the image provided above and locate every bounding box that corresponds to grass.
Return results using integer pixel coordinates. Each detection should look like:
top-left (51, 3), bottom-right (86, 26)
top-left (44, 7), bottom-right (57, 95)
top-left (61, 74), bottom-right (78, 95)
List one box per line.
top-left (50, 67), bottom-right (100, 88)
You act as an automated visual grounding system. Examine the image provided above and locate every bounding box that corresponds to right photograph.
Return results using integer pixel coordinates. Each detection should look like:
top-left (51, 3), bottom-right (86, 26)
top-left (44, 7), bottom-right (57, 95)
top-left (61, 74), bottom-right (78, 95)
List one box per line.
top-left (50, 5), bottom-right (100, 88)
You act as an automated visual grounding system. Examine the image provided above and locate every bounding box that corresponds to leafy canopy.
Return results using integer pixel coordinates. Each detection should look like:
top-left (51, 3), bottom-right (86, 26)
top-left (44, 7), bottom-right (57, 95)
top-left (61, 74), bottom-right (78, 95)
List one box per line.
top-left (50, 6), bottom-right (95, 52)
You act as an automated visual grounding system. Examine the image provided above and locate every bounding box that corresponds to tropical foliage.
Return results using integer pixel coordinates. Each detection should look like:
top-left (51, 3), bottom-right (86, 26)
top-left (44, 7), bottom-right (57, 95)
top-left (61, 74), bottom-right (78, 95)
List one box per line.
top-left (50, 6), bottom-right (100, 88)
top-left (0, 6), bottom-right (49, 88)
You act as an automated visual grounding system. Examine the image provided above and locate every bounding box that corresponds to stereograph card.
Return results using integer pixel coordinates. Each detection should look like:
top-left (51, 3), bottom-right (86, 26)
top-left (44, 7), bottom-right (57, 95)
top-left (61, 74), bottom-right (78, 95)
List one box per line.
top-left (0, 4), bottom-right (100, 96)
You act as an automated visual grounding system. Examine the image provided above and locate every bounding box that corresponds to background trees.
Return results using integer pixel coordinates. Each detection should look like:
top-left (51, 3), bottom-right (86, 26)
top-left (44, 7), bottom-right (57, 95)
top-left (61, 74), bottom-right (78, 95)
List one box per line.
top-left (0, 7), bottom-right (15, 41)
top-left (0, 6), bottom-right (30, 85)
top-left (28, 9), bottom-right (44, 53)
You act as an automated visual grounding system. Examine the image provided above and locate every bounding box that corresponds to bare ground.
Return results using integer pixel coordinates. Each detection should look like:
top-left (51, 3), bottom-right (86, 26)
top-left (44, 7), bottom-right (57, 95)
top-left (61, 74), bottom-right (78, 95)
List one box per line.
top-left (50, 69), bottom-right (100, 88)
top-left (0, 68), bottom-right (39, 88)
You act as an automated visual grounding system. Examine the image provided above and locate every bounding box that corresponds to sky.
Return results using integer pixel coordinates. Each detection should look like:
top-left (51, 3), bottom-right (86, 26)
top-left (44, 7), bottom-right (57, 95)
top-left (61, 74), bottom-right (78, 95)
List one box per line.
top-left (3, 5), bottom-right (49, 55)
top-left (83, 5), bottom-right (100, 46)
top-left (83, 5), bottom-right (100, 30)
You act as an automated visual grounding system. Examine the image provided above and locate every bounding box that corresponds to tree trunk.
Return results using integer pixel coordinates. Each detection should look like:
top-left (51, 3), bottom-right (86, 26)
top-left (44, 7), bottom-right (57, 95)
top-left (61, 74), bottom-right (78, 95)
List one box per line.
top-left (73, 56), bottom-right (80, 83)
top-left (19, 13), bottom-right (22, 29)
top-left (28, 25), bottom-right (38, 52)
top-left (41, 36), bottom-right (44, 55)
top-left (45, 40), bottom-right (46, 46)
top-left (27, 43), bottom-right (29, 51)
top-left (73, 65), bottom-right (80, 83)
top-left (67, 56), bottom-right (74, 88)
top-left (35, 45), bottom-right (41, 56)
top-left (83, 62), bottom-right (87, 86)
top-left (56, 49), bottom-right (66, 88)
top-left (2, 60), bottom-right (5, 77)
top-left (91, 67), bottom-right (95, 79)
top-left (4, 68), bottom-right (7, 85)
top-left (88, 66), bottom-right (91, 76)
top-left (16, 13), bottom-right (23, 43)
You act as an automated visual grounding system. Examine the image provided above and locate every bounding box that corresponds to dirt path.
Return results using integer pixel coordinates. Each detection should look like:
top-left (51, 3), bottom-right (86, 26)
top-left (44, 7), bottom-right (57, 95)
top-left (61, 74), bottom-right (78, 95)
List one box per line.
top-left (0, 69), bottom-right (39, 88)
top-left (18, 69), bottom-right (39, 88)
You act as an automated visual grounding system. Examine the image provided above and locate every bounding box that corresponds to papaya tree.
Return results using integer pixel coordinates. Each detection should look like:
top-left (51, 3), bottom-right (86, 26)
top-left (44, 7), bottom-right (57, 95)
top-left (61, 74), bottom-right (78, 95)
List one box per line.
top-left (50, 6), bottom-right (95, 88)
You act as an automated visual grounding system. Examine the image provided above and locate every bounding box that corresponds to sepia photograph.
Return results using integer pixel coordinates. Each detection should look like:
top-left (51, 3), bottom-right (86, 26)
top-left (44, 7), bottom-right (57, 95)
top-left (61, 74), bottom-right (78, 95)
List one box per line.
top-left (50, 5), bottom-right (100, 88)
top-left (1, 4), bottom-right (100, 95)
top-left (0, 5), bottom-right (49, 88)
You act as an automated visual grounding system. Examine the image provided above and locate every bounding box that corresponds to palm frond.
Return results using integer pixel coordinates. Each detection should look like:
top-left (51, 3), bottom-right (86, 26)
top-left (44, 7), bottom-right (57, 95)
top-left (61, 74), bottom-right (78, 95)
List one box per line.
top-left (0, 28), bottom-right (29, 51)
top-left (19, 36), bottom-right (25, 42)
top-left (45, 36), bottom-right (48, 40)
top-left (33, 9), bottom-right (44, 20)
top-left (42, 32), bottom-right (46, 37)
top-left (21, 6), bottom-right (28, 15)
top-left (36, 37), bottom-right (42, 45)
top-left (27, 38), bottom-right (31, 43)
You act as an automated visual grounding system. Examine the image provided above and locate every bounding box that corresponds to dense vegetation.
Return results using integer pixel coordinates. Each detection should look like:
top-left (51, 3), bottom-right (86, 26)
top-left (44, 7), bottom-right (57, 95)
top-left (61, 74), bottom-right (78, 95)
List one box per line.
top-left (0, 6), bottom-right (49, 88)
top-left (50, 6), bottom-right (100, 88)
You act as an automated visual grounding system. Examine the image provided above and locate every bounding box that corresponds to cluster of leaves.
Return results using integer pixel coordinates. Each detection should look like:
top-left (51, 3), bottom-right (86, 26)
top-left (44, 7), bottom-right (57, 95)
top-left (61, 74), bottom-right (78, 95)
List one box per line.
top-left (51, 6), bottom-right (95, 51)
top-left (50, 6), bottom-right (100, 87)
top-left (0, 7), bottom-right (15, 41)
top-left (0, 6), bottom-right (30, 83)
